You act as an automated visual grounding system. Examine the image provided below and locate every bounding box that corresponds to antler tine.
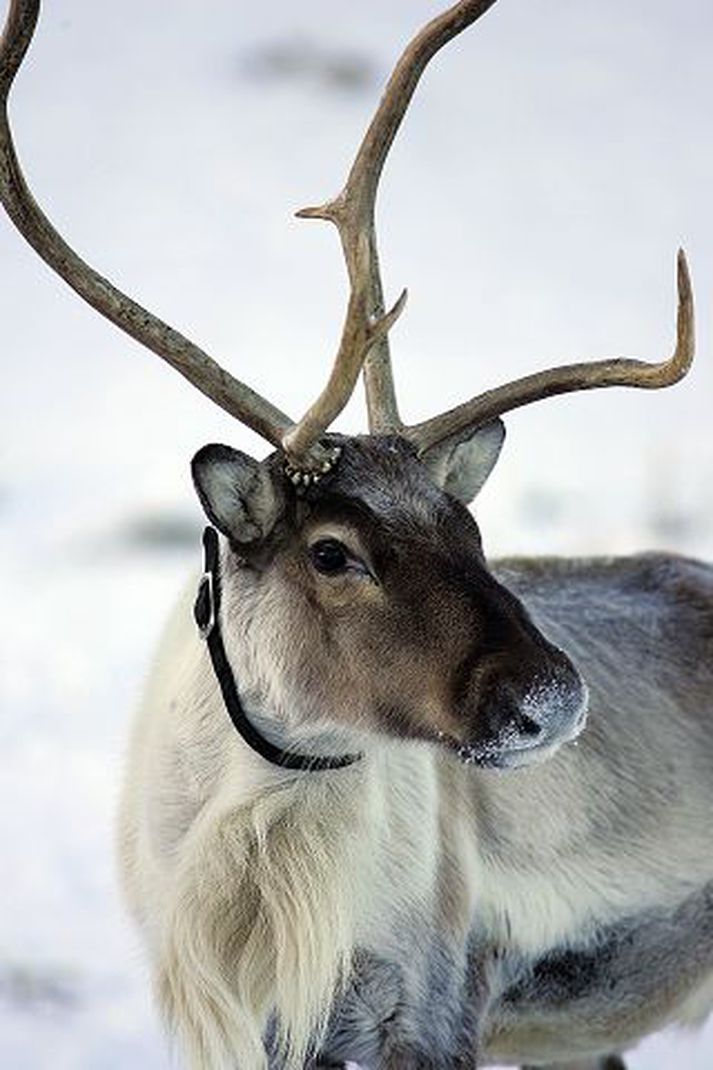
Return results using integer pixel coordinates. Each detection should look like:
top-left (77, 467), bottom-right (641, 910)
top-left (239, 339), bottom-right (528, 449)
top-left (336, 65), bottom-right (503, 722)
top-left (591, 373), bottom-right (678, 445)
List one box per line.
top-left (283, 0), bottom-right (499, 463)
top-left (0, 0), bottom-right (292, 448)
top-left (407, 248), bottom-right (695, 454)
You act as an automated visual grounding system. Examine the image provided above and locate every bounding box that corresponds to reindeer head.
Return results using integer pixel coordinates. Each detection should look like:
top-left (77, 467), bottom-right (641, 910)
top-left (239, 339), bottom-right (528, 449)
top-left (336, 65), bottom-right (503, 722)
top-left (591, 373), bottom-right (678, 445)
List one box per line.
top-left (0, 0), bottom-right (694, 768)
top-left (192, 425), bottom-right (587, 768)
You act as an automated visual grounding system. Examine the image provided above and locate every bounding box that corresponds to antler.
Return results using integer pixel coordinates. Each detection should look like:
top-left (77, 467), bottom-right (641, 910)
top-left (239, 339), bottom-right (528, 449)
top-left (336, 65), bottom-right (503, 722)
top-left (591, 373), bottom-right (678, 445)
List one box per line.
top-left (0, 0), bottom-right (295, 447)
top-left (2, 0), bottom-right (695, 468)
top-left (405, 249), bottom-right (695, 453)
top-left (0, 0), bottom-right (499, 470)
top-left (283, 0), bottom-right (499, 459)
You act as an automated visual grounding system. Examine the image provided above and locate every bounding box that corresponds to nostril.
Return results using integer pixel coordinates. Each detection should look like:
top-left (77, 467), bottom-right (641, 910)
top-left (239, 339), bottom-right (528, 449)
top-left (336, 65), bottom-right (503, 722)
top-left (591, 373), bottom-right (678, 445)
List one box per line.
top-left (477, 679), bottom-right (545, 742)
top-left (513, 710), bottom-right (543, 738)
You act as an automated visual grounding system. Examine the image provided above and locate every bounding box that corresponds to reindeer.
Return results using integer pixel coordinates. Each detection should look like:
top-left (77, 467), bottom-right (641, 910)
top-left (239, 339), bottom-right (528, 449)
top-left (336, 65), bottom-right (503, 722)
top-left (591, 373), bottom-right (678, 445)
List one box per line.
top-left (1, 1), bottom-right (709, 1068)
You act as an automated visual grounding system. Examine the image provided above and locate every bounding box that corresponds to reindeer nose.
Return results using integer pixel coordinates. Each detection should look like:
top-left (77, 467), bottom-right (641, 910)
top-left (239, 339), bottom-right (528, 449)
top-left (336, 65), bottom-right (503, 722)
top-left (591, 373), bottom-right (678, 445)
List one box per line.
top-left (450, 570), bottom-right (589, 764)
top-left (480, 667), bottom-right (586, 743)
top-left (465, 643), bottom-right (588, 763)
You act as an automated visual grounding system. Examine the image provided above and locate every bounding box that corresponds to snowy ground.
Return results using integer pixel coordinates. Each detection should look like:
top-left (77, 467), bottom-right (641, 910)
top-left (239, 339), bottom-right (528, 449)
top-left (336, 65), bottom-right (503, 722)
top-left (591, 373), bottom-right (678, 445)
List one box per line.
top-left (1, 1), bottom-right (712, 1066)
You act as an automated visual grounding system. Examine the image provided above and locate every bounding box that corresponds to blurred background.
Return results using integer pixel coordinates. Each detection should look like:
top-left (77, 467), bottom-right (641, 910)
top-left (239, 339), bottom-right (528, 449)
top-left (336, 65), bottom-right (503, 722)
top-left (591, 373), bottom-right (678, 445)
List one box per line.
top-left (0, 1), bottom-right (711, 1066)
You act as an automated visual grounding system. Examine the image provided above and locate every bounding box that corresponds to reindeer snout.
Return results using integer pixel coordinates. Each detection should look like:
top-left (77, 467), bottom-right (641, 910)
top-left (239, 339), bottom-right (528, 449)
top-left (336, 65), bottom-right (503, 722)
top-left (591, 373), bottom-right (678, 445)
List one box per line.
top-left (458, 644), bottom-right (588, 769)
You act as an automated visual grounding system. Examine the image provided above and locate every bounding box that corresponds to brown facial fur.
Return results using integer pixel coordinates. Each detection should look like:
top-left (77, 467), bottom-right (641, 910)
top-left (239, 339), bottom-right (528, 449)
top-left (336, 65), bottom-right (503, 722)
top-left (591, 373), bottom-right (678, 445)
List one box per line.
top-left (229, 436), bottom-right (585, 761)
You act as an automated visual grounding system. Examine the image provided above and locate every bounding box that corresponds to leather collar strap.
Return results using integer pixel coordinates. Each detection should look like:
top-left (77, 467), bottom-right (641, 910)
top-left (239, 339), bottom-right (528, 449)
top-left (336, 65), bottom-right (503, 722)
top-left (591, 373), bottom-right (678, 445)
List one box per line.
top-left (194, 526), bottom-right (362, 772)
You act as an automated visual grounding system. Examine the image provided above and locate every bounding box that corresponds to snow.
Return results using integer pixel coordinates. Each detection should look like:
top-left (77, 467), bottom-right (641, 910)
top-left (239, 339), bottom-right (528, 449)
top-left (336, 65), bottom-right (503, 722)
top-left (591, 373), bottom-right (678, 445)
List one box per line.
top-left (1, 0), bottom-right (712, 1066)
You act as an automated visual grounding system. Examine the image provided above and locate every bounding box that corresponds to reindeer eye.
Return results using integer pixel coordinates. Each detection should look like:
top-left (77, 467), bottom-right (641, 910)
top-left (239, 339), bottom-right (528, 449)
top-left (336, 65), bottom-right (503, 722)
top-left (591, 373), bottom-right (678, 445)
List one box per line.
top-left (309, 538), bottom-right (350, 575)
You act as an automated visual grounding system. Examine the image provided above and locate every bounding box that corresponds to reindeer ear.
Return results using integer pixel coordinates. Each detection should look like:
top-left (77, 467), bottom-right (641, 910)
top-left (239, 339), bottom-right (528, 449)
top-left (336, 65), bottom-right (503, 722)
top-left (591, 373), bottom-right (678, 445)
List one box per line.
top-left (421, 419), bottom-right (505, 504)
top-left (191, 444), bottom-right (284, 544)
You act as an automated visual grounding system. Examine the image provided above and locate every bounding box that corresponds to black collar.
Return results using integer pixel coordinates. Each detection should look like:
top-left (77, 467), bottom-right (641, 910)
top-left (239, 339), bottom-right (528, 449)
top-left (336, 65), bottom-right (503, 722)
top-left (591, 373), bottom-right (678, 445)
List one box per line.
top-left (193, 526), bottom-right (362, 772)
